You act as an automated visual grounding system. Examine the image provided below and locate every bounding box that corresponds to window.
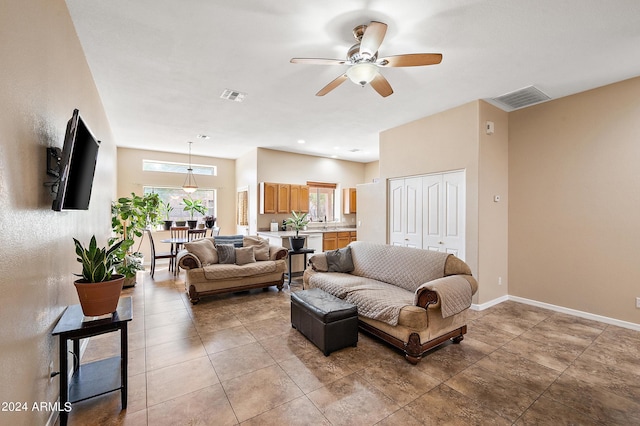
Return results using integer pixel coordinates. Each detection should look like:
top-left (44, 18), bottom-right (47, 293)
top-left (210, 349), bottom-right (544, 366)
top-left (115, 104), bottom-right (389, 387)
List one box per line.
top-left (307, 182), bottom-right (336, 222)
top-left (143, 186), bottom-right (216, 221)
top-left (142, 159), bottom-right (216, 176)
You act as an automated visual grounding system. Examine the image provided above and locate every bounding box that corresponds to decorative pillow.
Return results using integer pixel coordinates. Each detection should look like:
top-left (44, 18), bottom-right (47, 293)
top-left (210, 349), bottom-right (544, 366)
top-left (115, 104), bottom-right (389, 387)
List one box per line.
top-left (217, 244), bottom-right (236, 264)
top-left (184, 239), bottom-right (217, 265)
top-left (309, 254), bottom-right (329, 272)
top-left (213, 235), bottom-right (244, 248)
top-left (235, 246), bottom-right (256, 265)
top-left (326, 246), bottom-right (354, 273)
top-left (243, 236), bottom-right (270, 261)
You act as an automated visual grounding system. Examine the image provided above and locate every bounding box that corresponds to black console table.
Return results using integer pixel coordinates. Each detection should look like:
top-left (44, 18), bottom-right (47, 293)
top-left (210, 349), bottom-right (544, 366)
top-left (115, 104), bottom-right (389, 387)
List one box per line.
top-left (52, 297), bottom-right (132, 426)
top-left (286, 248), bottom-right (315, 285)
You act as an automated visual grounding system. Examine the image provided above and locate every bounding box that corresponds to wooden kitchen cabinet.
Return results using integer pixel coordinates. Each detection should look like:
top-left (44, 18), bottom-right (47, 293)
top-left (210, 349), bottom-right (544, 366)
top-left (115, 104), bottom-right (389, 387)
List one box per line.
top-left (343, 188), bottom-right (357, 214)
top-left (277, 184), bottom-right (290, 213)
top-left (289, 184), bottom-right (309, 214)
top-left (259, 182), bottom-right (277, 214)
top-left (299, 185), bottom-right (309, 213)
top-left (337, 232), bottom-right (351, 248)
top-left (350, 231), bottom-right (357, 243)
top-left (323, 232), bottom-right (337, 251)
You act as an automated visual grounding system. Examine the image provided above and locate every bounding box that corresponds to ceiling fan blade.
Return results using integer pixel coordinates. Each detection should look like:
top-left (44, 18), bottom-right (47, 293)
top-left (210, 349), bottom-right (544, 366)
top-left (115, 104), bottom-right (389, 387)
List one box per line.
top-left (359, 21), bottom-right (387, 58)
top-left (377, 53), bottom-right (443, 67)
top-left (370, 73), bottom-right (393, 97)
top-left (290, 58), bottom-right (347, 65)
top-left (316, 74), bottom-right (348, 96)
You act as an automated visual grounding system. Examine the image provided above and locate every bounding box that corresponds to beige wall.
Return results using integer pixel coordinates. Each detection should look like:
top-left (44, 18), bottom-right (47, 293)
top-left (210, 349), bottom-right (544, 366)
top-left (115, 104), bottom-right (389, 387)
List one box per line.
top-left (116, 147), bottom-right (237, 258)
top-left (509, 77), bottom-right (640, 324)
top-left (0, 1), bottom-right (116, 424)
top-left (478, 101), bottom-right (510, 303)
top-left (370, 100), bottom-right (510, 305)
top-left (364, 161), bottom-right (380, 183)
top-left (255, 148), bottom-right (367, 230)
top-left (377, 102), bottom-right (481, 294)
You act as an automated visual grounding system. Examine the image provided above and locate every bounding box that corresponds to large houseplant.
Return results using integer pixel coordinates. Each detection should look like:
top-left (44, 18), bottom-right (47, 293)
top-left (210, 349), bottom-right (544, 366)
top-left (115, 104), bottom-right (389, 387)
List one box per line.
top-left (111, 192), bottom-right (161, 287)
top-left (285, 210), bottom-right (310, 250)
top-left (183, 197), bottom-right (207, 229)
top-left (161, 200), bottom-right (174, 230)
top-left (73, 236), bottom-right (125, 316)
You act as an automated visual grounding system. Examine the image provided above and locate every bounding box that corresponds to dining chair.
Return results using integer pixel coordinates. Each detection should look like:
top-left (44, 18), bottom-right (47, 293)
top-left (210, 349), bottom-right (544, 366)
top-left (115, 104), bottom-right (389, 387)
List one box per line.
top-left (211, 226), bottom-right (221, 236)
top-left (188, 228), bottom-right (207, 241)
top-left (146, 229), bottom-right (174, 278)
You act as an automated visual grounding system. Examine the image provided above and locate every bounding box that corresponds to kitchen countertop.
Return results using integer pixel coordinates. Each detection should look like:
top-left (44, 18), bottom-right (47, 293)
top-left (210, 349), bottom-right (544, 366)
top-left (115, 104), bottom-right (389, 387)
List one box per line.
top-left (257, 228), bottom-right (356, 238)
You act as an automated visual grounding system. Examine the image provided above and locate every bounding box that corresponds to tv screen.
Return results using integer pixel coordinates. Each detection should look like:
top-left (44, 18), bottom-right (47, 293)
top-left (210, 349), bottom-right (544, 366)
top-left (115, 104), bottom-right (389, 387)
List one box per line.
top-left (52, 109), bottom-right (101, 211)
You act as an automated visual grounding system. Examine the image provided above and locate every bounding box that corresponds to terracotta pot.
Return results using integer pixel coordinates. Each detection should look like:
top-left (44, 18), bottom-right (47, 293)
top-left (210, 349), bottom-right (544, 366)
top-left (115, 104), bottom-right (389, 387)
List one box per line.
top-left (74, 275), bottom-right (124, 316)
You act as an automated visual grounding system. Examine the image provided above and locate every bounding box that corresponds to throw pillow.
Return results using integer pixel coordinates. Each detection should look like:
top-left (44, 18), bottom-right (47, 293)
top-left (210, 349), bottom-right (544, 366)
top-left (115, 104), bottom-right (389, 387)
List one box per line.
top-left (184, 239), bottom-right (217, 265)
top-left (235, 246), bottom-right (256, 265)
top-left (309, 254), bottom-right (329, 272)
top-left (217, 244), bottom-right (236, 264)
top-left (243, 236), bottom-right (270, 261)
top-left (213, 235), bottom-right (244, 248)
top-left (326, 246), bottom-right (354, 273)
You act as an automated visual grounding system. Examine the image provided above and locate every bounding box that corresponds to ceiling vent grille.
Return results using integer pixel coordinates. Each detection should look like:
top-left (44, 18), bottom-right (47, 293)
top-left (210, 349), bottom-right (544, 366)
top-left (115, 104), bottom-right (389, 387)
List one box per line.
top-left (220, 89), bottom-right (246, 102)
top-left (491, 86), bottom-right (551, 111)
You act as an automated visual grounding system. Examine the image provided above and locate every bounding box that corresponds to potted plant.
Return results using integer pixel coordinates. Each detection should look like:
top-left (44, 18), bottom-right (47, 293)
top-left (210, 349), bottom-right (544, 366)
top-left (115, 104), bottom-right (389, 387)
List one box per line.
top-left (73, 236), bottom-right (125, 316)
top-left (285, 210), bottom-right (310, 250)
top-left (111, 192), bottom-right (162, 287)
top-left (204, 215), bottom-right (216, 229)
top-left (183, 197), bottom-right (207, 229)
top-left (161, 201), bottom-right (174, 230)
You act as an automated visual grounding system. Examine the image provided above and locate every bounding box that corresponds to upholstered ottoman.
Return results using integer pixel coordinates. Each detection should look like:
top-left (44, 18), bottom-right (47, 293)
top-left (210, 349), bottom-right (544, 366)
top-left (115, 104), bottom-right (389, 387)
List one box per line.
top-left (291, 288), bottom-right (358, 356)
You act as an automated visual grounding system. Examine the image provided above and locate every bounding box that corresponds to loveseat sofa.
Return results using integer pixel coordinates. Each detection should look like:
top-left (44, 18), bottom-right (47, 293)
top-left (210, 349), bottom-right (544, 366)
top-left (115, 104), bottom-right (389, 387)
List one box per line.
top-left (177, 235), bottom-right (288, 303)
top-left (303, 241), bottom-right (478, 363)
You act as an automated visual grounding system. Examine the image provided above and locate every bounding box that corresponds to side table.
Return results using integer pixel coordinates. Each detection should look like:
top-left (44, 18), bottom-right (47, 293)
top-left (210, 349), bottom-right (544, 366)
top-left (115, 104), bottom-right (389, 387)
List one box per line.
top-left (52, 297), bottom-right (133, 426)
top-left (286, 248), bottom-right (315, 285)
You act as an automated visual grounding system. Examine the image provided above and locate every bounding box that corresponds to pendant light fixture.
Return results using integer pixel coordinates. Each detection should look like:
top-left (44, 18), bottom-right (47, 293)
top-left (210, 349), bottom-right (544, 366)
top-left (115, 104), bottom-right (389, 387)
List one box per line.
top-left (182, 141), bottom-right (198, 193)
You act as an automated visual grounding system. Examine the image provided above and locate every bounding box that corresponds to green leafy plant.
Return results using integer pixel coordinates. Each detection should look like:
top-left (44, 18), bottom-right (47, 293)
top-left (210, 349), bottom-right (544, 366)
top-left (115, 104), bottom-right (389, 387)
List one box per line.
top-left (110, 192), bottom-right (161, 279)
top-left (161, 200), bottom-right (174, 220)
top-left (183, 197), bottom-right (207, 219)
top-left (284, 211), bottom-right (310, 238)
top-left (73, 236), bottom-right (124, 283)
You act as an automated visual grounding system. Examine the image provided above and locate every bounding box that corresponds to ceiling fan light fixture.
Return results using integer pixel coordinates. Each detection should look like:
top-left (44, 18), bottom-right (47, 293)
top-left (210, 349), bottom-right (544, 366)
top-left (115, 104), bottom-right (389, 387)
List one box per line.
top-left (346, 62), bottom-right (378, 86)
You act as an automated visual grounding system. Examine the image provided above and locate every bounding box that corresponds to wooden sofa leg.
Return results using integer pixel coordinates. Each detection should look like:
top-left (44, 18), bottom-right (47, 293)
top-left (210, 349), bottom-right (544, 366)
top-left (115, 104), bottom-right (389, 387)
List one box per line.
top-left (452, 334), bottom-right (464, 343)
top-left (188, 285), bottom-right (200, 305)
top-left (404, 333), bottom-right (423, 364)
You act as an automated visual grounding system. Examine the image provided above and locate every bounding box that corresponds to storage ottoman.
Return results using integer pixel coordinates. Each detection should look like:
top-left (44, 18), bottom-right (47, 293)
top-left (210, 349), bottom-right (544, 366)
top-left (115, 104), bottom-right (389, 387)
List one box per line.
top-left (290, 288), bottom-right (358, 356)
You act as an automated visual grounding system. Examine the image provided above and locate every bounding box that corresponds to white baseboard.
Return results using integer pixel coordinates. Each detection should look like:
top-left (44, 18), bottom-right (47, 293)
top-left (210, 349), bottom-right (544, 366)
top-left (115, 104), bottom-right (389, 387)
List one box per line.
top-left (472, 295), bottom-right (640, 331)
top-left (471, 295), bottom-right (508, 311)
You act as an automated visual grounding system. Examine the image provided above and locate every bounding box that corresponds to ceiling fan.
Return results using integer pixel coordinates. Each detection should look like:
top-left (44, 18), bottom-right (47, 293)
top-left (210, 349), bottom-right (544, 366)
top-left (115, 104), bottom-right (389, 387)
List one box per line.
top-left (290, 21), bottom-right (442, 97)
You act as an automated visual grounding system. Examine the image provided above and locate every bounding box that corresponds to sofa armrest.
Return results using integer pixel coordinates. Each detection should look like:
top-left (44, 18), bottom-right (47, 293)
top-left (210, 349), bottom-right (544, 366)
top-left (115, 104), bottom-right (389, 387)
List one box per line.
top-left (414, 275), bottom-right (477, 316)
top-left (177, 250), bottom-right (202, 270)
top-left (269, 245), bottom-right (288, 261)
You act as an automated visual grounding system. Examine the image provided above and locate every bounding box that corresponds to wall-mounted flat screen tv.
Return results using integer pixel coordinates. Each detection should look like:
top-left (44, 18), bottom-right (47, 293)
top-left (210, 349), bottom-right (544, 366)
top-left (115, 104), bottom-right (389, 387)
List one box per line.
top-left (52, 109), bottom-right (101, 211)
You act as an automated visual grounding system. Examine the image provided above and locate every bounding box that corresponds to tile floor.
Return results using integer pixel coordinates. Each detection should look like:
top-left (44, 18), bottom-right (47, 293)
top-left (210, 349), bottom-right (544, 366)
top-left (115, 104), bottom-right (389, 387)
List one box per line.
top-left (61, 266), bottom-right (640, 425)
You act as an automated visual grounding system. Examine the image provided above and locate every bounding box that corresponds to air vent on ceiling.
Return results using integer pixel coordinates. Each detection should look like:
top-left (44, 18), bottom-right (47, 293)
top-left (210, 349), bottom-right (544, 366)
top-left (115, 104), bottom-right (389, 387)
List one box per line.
top-left (348, 148), bottom-right (361, 153)
top-left (220, 89), bottom-right (246, 102)
top-left (491, 86), bottom-right (551, 111)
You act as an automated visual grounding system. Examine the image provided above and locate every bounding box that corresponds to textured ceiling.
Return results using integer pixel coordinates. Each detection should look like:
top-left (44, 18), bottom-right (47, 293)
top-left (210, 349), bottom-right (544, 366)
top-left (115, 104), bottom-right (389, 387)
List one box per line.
top-left (65, 0), bottom-right (640, 162)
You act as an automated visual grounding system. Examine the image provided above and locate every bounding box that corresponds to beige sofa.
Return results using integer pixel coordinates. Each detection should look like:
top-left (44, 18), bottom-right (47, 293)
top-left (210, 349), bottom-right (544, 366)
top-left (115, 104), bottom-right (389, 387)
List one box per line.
top-left (177, 236), bottom-right (288, 303)
top-left (303, 241), bottom-right (478, 363)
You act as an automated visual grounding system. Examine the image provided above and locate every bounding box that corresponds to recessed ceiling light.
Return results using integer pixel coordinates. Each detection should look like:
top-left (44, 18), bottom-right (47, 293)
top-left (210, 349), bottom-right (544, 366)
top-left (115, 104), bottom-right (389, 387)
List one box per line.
top-left (297, 139), bottom-right (306, 144)
top-left (331, 155), bottom-right (338, 158)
